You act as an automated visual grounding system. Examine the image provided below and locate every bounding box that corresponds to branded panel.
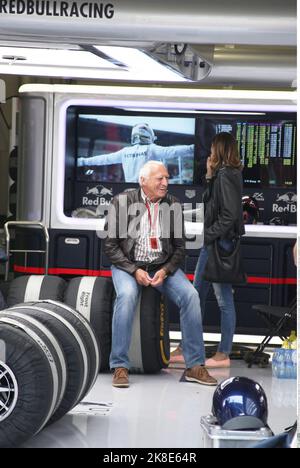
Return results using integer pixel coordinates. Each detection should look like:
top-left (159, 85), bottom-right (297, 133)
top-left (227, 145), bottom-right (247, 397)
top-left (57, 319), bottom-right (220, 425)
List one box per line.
top-left (12, 86), bottom-right (296, 336)
top-left (0, 1), bottom-right (295, 46)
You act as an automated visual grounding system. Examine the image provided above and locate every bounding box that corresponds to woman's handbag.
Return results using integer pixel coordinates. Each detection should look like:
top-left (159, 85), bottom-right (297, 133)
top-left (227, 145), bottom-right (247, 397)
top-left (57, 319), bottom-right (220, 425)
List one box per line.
top-left (203, 238), bottom-right (247, 284)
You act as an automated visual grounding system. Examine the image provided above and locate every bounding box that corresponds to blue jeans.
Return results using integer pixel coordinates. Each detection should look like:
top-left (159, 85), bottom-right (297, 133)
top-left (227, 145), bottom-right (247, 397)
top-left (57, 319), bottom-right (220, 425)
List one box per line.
top-left (193, 239), bottom-right (236, 355)
top-left (110, 265), bottom-right (206, 369)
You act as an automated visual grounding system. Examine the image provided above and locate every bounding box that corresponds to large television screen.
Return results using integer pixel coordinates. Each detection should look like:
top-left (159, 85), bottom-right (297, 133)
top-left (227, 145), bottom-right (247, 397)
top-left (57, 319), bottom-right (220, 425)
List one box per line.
top-left (70, 107), bottom-right (296, 189)
top-left (196, 113), bottom-right (296, 188)
top-left (75, 110), bottom-right (196, 185)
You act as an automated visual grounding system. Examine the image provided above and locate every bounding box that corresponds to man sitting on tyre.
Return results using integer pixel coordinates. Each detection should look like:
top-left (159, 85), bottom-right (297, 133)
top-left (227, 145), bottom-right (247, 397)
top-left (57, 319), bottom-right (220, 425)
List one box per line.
top-left (104, 160), bottom-right (217, 388)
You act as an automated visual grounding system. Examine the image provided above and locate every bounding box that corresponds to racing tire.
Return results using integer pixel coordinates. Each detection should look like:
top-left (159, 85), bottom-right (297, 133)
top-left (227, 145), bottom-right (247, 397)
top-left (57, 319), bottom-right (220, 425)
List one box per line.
top-left (8, 302), bottom-right (90, 425)
top-left (0, 318), bottom-right (64, 448)
top-left (7, 275), bottom-right (66, 307)
top-left (64, 277), bottom-right (113, 371)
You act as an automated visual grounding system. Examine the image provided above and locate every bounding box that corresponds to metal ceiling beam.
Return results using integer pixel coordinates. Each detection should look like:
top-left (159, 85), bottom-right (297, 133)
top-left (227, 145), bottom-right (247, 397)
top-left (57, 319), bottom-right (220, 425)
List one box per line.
top-left (0, 0), bottom-right (296, 47)
top-left (145, 44), bottom-right (297, 87)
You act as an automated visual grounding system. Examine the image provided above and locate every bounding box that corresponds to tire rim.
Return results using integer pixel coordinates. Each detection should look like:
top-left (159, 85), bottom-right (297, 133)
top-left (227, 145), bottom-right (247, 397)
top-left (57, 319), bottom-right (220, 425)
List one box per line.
top-left (0, 360), bottom-right (19, 422)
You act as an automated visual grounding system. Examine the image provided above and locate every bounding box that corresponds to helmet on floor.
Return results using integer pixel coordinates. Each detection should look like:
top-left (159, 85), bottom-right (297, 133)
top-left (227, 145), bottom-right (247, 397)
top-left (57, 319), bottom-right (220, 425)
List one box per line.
top-left (242, 196), bottom-right (259, 224)
top-left (131, 123), bottom-right (157, 145)
top-left (212, 376), bottom-right (268, 430)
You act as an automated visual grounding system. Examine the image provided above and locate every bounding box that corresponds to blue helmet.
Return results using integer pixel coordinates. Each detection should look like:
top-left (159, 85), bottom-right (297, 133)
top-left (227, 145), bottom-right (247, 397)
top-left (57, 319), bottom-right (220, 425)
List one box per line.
top-left (212, 377), bottom-right (268, 430)
top-left (131, 123), bottom-right (157, 145)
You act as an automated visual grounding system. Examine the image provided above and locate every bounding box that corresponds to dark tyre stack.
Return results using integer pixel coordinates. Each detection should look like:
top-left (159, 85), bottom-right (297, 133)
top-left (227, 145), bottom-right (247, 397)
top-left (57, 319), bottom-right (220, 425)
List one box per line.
top-left (9, 301), bottom-right (99, 424)
top-left (64, 276), bottom-right (114, 371)
top-left (0, 272), bottom-right (170, 447)
top-left (128, 286), bottom-right (170, 373)
top-left (7, 275), bottom-right (66, 306)
top-left (0, 297), bottom-right (100, 447)
top-left (0, 317), bottom-right (66, 448)
top-left (64, 276), bottom-right (170, 373)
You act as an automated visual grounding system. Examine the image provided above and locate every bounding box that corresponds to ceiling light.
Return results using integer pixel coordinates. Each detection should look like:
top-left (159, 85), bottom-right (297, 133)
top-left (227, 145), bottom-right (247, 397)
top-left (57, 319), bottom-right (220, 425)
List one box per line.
top-left (121, 108), bottom-right (266, 115)
top-left (94, 46), bottom-right (187, 81)
top-left (0, 45), bottom-right (188, 81)
top-left (0, 46), bottom-right (118, 68)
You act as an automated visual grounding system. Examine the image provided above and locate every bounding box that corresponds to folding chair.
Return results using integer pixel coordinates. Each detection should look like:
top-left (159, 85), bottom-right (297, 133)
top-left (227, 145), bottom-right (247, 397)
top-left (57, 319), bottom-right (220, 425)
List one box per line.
top-left (245, 298), bottom-right (297, 368)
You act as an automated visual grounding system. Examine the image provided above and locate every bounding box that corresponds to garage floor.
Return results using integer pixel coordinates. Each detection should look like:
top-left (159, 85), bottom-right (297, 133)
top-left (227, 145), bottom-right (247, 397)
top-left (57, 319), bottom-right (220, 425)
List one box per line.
top-left (23, 359), bottom-right (297, 448)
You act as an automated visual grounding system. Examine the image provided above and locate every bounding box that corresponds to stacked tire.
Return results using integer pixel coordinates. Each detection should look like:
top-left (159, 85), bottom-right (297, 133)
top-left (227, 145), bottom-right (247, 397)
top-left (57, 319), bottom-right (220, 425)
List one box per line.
top-left (64, 276), bottom-right (114, 371)
top-left (5, 274), bottom-right (170, 373)
top-left (0, 315), bottom-right (65, 448)
top-left (6, 275), bottom-right (66, 306)
top-left (127, 285), bottom-right (170, 373)
top-left (64, 276), bottom-right (170, 373)
top-left (0, 300), bottom-right (100, 448)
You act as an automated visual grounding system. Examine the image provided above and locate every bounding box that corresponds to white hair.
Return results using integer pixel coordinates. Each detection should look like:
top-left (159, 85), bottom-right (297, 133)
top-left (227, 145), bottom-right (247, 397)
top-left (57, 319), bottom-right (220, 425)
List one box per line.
top-left (139, 161), bottom-right (166, 185)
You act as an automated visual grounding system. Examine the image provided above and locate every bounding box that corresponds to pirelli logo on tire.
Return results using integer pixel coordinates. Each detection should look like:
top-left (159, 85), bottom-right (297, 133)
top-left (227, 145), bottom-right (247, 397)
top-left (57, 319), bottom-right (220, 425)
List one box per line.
top-left (159, 300), bottom-right (169, 366)
top-left (159, 301), bottom-right (165, 339)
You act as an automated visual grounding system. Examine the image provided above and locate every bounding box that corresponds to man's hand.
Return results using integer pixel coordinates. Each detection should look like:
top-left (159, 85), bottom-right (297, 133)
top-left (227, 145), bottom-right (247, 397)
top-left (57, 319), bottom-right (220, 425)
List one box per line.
top-left (134, 268), bottom-right (152, 286)
top-left (150, 269), bottom-right (167, 287)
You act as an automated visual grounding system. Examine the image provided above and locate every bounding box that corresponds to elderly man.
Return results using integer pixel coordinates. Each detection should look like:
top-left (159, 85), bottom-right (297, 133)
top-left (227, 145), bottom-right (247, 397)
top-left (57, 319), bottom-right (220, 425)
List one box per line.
top-left (104, 160), bottom-right (217, 388)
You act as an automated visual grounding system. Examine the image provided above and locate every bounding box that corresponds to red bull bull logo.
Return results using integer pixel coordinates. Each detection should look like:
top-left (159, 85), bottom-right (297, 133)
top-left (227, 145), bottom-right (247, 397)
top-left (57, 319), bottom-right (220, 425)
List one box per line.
top-left (273, 192), bottom-right (297, 214)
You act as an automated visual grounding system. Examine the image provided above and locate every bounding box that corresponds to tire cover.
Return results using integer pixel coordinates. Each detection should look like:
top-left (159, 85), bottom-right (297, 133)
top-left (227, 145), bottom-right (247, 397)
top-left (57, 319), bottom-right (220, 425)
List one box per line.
top-left (64, 277), bottom-right (113, 371)
top-left (7, 275), bottom-right (66, 307)
top-left (0, 323), bottom-right (57, 448)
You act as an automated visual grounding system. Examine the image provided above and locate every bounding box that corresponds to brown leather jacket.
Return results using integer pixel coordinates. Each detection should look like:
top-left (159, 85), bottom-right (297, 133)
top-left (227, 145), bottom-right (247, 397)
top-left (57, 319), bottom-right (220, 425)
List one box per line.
top-left (104, 189), bottom-right (185, 275)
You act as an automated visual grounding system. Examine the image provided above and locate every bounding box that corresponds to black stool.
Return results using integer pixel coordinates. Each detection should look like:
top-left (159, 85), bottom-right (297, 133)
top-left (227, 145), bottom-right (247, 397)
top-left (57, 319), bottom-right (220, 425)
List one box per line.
top-left (244, 299), bottom-right (296, 368)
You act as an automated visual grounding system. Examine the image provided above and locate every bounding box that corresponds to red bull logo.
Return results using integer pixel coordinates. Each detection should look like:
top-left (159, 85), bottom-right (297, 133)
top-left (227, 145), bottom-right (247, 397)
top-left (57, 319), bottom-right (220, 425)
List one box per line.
top-left (273, 192), bottom-right (297, 214)
top-left (86, 185), bottom-right (113, 196)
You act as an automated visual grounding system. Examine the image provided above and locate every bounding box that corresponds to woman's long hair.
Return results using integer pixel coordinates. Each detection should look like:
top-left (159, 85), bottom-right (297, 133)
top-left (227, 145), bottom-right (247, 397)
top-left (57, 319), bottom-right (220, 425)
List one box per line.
top-left (210, 132), bottom-right (242, 173)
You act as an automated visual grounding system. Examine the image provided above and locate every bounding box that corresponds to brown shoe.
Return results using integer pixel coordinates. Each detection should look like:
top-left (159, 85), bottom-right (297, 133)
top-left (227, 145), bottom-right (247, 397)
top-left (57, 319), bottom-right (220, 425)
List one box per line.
top-left (112, 367), bottom-right (129, 388)
top-left (185, 365), bottom-right (217, 386)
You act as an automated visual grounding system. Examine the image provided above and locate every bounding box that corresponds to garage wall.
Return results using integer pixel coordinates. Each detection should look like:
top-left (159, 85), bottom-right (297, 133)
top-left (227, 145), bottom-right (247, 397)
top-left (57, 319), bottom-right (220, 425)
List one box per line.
top-left (0, 75), bottom-right (21, 216)
top-left (0, 75), bottom-right (156, 220)
top-left (0, 75), bottom-right (80, 219)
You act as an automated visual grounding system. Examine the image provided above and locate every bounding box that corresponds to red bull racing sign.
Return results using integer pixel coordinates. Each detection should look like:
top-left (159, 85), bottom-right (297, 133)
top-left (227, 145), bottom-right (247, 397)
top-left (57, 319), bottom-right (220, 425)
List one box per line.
top-left (0, 0), bottom-right (114, 18)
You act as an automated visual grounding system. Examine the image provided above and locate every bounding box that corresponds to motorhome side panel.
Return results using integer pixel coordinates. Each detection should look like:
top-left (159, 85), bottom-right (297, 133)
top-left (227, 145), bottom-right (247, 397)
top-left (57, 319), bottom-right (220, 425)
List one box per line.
top-left (17, 93), bottom-right (53, 226)
top-left (13, 85), bottom-right (296, 335)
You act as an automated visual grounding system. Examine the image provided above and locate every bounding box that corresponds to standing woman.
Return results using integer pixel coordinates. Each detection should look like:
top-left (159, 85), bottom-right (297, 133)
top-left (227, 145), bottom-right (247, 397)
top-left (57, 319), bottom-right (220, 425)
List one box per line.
top-left (170, 132), bottom-right (245, 366)
top-left (194, 132), bottom-right (245, 368)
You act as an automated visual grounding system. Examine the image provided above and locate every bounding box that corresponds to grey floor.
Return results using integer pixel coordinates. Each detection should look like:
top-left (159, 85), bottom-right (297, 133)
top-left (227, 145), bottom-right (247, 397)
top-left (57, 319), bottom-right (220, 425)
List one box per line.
top-left (23, 359), bottom-right (297, 448)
